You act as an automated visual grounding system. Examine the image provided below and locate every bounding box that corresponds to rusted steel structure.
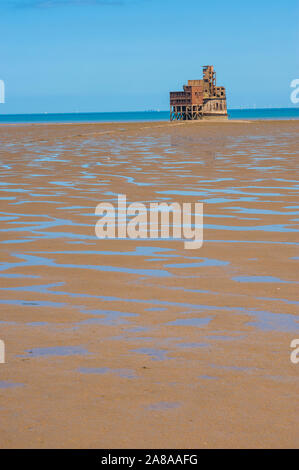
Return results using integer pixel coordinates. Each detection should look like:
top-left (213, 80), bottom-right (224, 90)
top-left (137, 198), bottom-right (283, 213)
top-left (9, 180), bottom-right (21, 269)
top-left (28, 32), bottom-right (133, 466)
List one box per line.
top-left (170, 65), bottom-right (227, 121)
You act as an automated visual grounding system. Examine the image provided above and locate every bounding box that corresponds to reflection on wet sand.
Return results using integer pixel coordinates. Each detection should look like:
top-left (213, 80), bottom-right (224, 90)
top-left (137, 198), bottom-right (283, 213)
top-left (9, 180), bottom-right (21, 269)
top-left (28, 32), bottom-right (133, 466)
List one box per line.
top-left (0, 120), bottom-right (298, 448)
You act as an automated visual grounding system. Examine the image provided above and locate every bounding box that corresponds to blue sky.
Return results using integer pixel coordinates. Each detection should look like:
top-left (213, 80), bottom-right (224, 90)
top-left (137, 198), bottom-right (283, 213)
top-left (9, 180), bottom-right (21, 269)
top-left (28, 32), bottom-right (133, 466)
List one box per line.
top-left (1, 0), bottom-right (299, 113)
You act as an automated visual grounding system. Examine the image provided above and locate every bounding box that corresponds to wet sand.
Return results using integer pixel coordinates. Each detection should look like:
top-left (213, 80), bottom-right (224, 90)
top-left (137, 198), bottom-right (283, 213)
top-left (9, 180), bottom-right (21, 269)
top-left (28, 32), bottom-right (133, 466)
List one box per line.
top-left (0, 119), bottom-right (298, 448)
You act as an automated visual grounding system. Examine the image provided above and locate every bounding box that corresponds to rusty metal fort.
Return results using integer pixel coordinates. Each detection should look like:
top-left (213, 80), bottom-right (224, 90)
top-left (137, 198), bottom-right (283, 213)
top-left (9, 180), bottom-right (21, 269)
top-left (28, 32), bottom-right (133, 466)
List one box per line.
top-left (170, 65), bottom-right (227, 121)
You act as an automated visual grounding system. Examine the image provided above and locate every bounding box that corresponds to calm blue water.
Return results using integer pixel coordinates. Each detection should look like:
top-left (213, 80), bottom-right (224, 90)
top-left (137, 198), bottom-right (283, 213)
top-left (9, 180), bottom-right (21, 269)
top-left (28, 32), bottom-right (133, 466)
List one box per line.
top-left (0, 108), bottom-right (298, 124)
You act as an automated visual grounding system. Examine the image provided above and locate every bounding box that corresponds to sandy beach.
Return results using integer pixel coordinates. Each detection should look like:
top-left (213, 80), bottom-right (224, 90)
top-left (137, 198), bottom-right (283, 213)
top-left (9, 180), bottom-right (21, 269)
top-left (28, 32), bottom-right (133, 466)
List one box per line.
top-left (0, 119), bottom-right (298, 448)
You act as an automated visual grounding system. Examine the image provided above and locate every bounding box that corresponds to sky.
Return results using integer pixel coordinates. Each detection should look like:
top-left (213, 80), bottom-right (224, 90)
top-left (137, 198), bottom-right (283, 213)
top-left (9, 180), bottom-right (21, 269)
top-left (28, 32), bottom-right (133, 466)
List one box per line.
top-left (1, 0), bottom-right (299, 114)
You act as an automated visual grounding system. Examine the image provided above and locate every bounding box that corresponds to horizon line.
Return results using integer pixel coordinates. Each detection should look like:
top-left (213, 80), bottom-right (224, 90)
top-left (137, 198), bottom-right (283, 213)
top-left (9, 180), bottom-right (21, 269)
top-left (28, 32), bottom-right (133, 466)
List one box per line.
top-left (0, 106), bottom-right (299, 117)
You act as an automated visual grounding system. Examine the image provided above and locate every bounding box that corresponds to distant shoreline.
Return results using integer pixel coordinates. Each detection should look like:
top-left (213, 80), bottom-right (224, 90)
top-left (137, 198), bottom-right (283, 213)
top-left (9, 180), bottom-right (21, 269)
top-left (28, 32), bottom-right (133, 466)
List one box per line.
top-left (0, 108), bottom-right (298, 125)
top-left (2, 119), bottom-right (299, 129)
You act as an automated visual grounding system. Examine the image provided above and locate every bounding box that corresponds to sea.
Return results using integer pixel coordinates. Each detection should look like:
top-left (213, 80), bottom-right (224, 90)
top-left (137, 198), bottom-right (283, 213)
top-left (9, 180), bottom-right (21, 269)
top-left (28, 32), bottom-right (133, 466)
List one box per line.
top-left (0, 108), bottom-right (298, 124)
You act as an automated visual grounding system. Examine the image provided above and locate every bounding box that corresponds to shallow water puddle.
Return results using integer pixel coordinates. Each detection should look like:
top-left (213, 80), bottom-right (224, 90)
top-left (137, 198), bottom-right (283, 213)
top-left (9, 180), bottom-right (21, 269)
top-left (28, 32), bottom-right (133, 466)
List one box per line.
top-left (146, 401), bottom-right (181, 411)
top-left (166, 318), bottom-right (211, 327)
top-left (132, 347), bottom-right (169, 361)
top-left (0, 381), bottom-right (23, 389)
top-left (23, 346), bottom-right (89, 357)
top-left (78, 367), bottom-right (136, 379)
top-left (232, 275), bottom-right (295, 283)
